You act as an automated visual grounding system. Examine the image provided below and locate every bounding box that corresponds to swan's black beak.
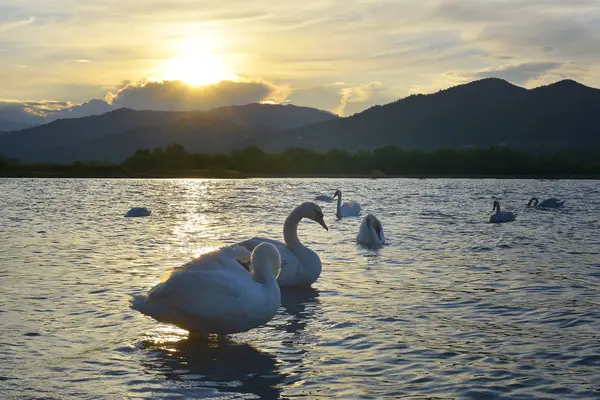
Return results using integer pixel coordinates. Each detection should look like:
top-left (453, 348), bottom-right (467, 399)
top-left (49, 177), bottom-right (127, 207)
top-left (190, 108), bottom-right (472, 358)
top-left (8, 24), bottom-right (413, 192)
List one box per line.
top-left (315, 215), bottom-right (328, 231)
top-left (237, 259), bottom-right (251, 272)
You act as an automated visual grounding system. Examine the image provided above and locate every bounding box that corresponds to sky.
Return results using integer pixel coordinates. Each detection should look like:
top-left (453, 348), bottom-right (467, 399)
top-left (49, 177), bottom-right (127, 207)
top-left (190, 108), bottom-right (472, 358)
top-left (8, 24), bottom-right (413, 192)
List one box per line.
top-left (1, 0), bottom-right (600, 124)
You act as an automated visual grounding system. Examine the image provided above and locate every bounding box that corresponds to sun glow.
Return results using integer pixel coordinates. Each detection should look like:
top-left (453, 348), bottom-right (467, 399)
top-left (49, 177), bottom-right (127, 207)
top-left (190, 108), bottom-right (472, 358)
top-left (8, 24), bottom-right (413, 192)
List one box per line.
top-left (162, 39), bottom-right (235, 86)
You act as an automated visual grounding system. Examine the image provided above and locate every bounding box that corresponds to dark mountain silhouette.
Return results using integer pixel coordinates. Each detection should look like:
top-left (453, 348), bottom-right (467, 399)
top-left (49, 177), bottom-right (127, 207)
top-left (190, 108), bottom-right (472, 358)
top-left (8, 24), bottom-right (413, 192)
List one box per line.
top-left (0, 103), bottom-right (337, 162)
top-left (263, 78), bottom-right (600, 152)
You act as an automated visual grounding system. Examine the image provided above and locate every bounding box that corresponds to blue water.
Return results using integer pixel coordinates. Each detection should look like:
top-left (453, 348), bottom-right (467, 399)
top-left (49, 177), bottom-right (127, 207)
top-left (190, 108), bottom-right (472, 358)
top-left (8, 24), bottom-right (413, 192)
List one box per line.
top-left (1, 178), bottom-right (599, 399)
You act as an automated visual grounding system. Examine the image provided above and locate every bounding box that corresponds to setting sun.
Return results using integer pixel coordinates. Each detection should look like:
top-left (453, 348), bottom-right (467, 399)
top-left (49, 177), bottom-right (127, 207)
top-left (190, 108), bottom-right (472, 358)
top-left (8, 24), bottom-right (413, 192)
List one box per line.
top-left (162, 39), bottom-right (235, 86)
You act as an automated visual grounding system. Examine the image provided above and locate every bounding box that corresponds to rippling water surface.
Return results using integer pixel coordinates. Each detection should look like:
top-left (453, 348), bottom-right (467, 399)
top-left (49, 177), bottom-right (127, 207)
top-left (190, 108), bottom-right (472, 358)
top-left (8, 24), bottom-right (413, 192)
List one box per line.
top-left (1, 178), bottom-right (600, 399)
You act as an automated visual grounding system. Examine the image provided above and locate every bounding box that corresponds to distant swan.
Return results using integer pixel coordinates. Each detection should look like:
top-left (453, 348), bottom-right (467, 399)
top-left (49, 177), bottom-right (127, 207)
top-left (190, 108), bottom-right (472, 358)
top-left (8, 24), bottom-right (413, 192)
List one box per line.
top-left (314, 194), bottom-right (334, 202)
top-left (125, 207), bottom-right (151, 217)
top-left (357, 214), bottom-right (385, 246)
top-left (527, 197), bottom-right (565, 209)
top-left (234, 202), bottom-right (328, 288)
top-left (333, 189), bottom-right (361, 218)
top-left (131, 242), bottom-right (282, 336)
top-left (489, 201), bottom-right (516, 223)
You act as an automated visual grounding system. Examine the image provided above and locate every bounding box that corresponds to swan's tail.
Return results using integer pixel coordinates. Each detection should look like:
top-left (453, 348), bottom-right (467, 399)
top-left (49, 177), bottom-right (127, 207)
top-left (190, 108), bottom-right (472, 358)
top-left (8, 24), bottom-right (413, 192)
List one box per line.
top-left (130, 294), bottom-right (149, 313)
top-left (130, 293), bottom-right (186, 329)
top-left (130, 293), bottom-right (172, 320)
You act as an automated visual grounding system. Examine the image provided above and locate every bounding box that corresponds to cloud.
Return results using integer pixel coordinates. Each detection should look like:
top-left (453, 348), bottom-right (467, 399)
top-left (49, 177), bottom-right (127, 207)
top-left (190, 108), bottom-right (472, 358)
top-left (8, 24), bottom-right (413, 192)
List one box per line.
top-left (3, 0), bottom-right (600, 113)
top-left (286, 84), bottom-right (344, 115)
top-left (105, 79), bottom-right (286, 111)
top-left (0, 101), bottom-right (48, 126)
top-left (0, 16), bottom-right (34, 31)
top-left (49, 99), bottom-right (113, 120)
top-left (432, 0), bottom-right (600, 62)
top-left (286, 81), bottom-right (394, 116)
top-left (336, 82), bottom-right (387, 116)
top-left (0, 98), bottom-right (114, 127)
top-left (471, 62), bottom-right (565, 85)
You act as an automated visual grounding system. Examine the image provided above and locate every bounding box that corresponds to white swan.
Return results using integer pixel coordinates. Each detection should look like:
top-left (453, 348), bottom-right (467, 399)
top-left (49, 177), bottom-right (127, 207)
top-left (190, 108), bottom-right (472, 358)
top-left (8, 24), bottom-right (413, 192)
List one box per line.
top-left (489, 201), bottom-right (516, 223)
top-left (234, 202), bottom-right (328, 288)
top-left (357, 214), bottom-right (385, 246)
top-left (131, 242), bottom-right (281, 336)
top-left (125, 207), bottom-right (151, 217)
top-left (333, 189), bottom-right (361, 218)
top-left (314, 194), bottom-right (334, 202)
top-left (527, 197), bottom-right (565, 209)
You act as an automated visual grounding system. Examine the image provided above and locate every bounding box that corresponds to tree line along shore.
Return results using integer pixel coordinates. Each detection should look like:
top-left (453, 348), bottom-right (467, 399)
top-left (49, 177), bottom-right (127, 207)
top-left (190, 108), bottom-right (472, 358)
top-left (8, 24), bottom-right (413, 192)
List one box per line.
top-left (1, 144), bottom-right (599, 179)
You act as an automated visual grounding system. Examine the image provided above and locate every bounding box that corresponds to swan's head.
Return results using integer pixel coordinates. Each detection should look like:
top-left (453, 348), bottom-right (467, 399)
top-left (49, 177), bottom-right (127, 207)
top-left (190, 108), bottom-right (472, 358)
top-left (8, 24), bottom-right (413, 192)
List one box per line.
top-left (298, 202), bottom-right (329, 231)
top-left (332, 189), bottom-right (342, 199)
top-left (250, 242), bottom-right (282, 279)
top-left (365, 214), bottom-right (383, 240)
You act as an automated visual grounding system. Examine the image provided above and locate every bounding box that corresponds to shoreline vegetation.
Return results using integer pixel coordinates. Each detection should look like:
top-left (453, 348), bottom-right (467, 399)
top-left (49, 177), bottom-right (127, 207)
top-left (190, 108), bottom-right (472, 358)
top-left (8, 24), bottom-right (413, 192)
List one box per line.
top-left (1, 144), bottom-right (599, 179)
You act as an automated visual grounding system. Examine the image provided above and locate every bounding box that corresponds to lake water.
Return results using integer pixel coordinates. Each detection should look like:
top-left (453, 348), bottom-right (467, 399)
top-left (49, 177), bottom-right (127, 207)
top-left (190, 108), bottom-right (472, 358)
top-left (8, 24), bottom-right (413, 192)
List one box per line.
top-left (1, 178), bottom-right (599, 399)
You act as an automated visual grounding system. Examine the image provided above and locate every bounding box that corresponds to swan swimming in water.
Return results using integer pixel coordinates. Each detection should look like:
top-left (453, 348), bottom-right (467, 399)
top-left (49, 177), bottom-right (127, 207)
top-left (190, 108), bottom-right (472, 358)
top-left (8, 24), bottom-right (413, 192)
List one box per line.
top-left (489, 201), bottom-right (516, 223)
top-left (234, 202), bottom-right (328, 288)
top-left (333, 189), bottom-right (361, 218)
top-left (527, 197), bottom-right (565, 209)
top-left (131, 242), bottom-right (282, 336)
top-left (357, 214), bottom-right (385, 246)
top-left (125, 207), bottom-right (151, 217)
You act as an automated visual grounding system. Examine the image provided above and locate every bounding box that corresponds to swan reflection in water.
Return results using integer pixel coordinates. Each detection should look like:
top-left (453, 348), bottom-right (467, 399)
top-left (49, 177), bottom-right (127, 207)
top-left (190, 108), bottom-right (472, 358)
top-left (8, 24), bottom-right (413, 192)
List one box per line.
top-left (139, 334), bottom-right (285, 400)
top-left (279, 287), bottom-right (321, 335)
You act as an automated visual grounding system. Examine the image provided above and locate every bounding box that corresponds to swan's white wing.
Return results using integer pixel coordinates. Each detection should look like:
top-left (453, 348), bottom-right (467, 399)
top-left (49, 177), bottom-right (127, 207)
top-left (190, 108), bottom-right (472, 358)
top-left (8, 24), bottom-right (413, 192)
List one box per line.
top-left (234, 237), bottom-right (302, 281)
top-left (162, 246), bottom-right (251, 282)
top-left (235, 237), bottom-right (299, 265)
top-left (341, 201), bottom-right (361, 216)
top-left (236, 237), bottom-right (286, 251)
top-left (142, 268), bottom-right (259, 332)
top-left (538, 198), bottom-right (564, 208)
top-left (490, 211), bottom-right (516, 223)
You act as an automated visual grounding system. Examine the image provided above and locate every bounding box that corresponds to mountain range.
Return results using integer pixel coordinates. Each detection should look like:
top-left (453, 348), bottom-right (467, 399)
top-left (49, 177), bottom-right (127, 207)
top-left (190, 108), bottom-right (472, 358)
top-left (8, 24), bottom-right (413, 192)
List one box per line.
top-left (1, 78), bottom-right (599, 163)
top-left (0, 104), bottom-right (337, 162)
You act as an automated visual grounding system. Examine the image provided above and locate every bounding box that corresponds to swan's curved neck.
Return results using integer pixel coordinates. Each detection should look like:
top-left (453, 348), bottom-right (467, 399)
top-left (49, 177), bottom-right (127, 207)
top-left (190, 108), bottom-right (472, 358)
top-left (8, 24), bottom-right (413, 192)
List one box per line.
top-left (283, 207), bottom-right (304, 249)
top-left (528, 198), bottom-right (538, 207)
top-left (281, 206), bottom-right (321, 285)
top-left (336, 194), bottom-right (342, 218)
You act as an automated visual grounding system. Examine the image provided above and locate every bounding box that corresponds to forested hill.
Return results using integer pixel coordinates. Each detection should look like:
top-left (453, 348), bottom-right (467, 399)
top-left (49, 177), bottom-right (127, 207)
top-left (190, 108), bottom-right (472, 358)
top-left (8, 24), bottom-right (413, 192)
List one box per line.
top-left (265, 78), bottom-right (600, 153)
